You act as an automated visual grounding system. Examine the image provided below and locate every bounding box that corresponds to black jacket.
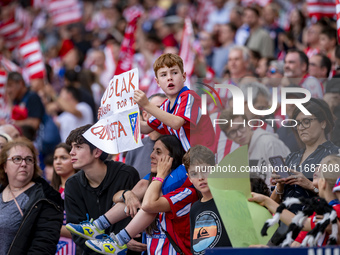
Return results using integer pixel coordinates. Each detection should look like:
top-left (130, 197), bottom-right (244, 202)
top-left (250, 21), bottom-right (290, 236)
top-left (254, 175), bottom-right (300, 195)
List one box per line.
top-left (4, 177), bottom-right (64, 255)
top-left (65, 160), bottom-right (140, 254)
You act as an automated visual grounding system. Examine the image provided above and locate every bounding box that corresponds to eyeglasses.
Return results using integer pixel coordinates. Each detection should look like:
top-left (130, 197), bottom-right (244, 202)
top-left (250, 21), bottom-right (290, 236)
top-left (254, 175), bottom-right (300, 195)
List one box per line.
top-left (294, 118), bottom-right (318, 130)
top-left (227, 125), bottom-right (246, 139)
top-left (7, 156), bottom-right (35, 165)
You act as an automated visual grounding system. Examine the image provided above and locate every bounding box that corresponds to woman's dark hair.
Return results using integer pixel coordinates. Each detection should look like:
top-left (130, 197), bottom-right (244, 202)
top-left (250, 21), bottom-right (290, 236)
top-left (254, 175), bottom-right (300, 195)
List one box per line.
top-left (147, 135), bottom-right (185, 235)
top-left (250, 173), bottom-right (270, 197)
top-left (155, 135), bottom-right (185, 170)
top-left (292, 98), bottom-right (334, 136)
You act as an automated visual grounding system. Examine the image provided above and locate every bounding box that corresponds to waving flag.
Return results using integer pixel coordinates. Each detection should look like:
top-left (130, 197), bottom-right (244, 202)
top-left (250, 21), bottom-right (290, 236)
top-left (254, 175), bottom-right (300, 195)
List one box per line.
top-left (179, 18), bottom-right (195, 88)
top-left (19, 38), bottom-right (45, 80)
top-left (196, 0), bottom-right (215, 30)
top-left (114, 16), bottom-right (139, 75)
top-left (337, 0), bottom-right (340, 43)
top-left (0, 17), bottom-right (29, 51)
top-left (307, 0), bottom-right (336, 20)
top-left (0, 70), bottom-right (11, 121)
top-left (0, 55), bottom-right (21, 73)
top-left (47, 0), bottom-right (82, 26)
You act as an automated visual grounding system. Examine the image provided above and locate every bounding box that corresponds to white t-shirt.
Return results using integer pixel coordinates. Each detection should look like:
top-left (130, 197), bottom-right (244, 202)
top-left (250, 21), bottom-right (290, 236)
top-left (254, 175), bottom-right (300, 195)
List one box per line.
top-left (57, 102), bottom-right (93, 142)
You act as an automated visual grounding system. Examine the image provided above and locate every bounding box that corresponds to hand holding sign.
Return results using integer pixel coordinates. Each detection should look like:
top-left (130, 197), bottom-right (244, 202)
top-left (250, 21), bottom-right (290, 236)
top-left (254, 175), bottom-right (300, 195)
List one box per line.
top-left (83, 68), bottom-right (142, 154)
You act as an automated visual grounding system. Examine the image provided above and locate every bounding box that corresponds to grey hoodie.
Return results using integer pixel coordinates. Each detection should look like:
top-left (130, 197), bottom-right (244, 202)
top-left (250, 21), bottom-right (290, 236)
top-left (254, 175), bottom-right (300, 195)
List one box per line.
top-left (248, 128), bottom-right (290, 185)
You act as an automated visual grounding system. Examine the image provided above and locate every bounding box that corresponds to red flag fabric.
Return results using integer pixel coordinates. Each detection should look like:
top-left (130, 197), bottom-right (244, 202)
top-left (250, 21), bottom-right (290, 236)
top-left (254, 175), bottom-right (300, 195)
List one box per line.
top-left (307, 0), bottom-right (336, 20)
top-left (0, 17), bottom-right (29, 51)
top-left (0, 70), bottom-right (10, 121)
top-left (47, 0), bottom-right (82, 26)
top-left (0, 55), bottom-right (22, 73)
top-left (241, 0), bottom-right (271, 6)
top-left (179, 18), bottom-right (195, 87)
top-left (196, 0), bottom-right (215, 30)
top-left (19, 38), bottom-right (45, 80)
top-left (114, 16), bottom-right (139, 75)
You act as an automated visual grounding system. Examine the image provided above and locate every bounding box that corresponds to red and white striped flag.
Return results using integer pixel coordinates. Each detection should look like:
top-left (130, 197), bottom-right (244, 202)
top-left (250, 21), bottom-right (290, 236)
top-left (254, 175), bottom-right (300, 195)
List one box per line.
top-left (0, 70), bottom-right (11, 121)
top-left (123, 5), bottom-right (144, 23)
top-left (114, 16), bottom-right (139, 75)
top-left (47, 0), bottom-right (82, 26)
top-left (241, 0), bottom-right (272, 7)
top-left (179, 18), bottom-right (195, 88)
top-left (196, 0), bottom-right (215, 30)
top-left (337, 0), bottom-right (340, 43)
top-left (307, 0), bottom-right (336, 20)
top-left (0, 17), bottom-right (29, 51)
top-left (102, 45), bottom-right (117, 87)
top-left (0, 55), bottom-right (21, 73)
top-left (18, 38), bottom-right (45, 80)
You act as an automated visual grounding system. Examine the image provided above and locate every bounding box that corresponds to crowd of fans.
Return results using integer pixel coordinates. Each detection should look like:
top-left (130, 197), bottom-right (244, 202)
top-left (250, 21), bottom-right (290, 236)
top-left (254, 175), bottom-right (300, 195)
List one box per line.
top-left (1, 0), bottom-right (340, 254)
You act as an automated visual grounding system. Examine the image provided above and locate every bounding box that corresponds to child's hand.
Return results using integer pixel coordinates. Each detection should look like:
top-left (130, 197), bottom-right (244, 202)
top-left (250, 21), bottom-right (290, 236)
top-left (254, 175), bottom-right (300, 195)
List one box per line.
top-left (134, 89), bottom-right (149, 107)
top-left (156, 155), bottom-right (173, 179)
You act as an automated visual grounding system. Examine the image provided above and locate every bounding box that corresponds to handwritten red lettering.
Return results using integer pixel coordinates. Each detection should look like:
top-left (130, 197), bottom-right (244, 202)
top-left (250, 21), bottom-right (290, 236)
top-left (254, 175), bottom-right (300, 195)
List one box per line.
top-left (98, 104), bottom-right (111, 119)
top-left (128, 72), bottom-right (135, 90)
top-left (115, 78), bottom-right (120, 97)
top-left (117, 99), bottom-right (127, 109)
top-left (121, 77), bottom-right (128, 95)
top-left (91, 121), bottom-right (127, 140)
top-left (117, 121), bottom-right (127, 137)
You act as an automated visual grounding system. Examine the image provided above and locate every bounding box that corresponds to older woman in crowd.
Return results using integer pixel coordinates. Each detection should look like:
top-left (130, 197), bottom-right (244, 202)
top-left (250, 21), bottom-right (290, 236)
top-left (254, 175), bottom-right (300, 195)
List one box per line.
top-left (0, 138), bottom-right (63, 254)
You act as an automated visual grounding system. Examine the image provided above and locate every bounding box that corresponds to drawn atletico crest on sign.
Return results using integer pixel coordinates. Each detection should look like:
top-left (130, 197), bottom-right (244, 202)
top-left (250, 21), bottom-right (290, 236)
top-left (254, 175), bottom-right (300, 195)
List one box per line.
top-left (128, 112), bottom-right (139, 143)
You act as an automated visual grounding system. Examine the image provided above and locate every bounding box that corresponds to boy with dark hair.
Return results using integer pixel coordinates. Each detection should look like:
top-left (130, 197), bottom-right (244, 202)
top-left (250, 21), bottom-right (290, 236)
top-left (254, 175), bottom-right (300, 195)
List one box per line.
top-left (64, 124), bottom-right (140, 254)
top-left (183, 145), bottom-right (232, 254)
top-left (134, 53), bottom-right (216, 152)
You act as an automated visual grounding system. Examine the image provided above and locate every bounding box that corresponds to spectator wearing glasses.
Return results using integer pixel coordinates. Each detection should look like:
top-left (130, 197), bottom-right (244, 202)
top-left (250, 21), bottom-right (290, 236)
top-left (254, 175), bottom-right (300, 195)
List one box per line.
top-left (219, 108), bottom-right (290, 186)
top-left (271, 98), bottom-right (339, 213)
top-left (0, 137), bottom-right (63, 254)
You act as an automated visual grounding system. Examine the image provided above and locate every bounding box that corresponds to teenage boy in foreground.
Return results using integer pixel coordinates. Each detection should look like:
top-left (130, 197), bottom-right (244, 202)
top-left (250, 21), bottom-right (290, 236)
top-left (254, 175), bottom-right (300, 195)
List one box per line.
top-left (64, 125), bottom-right (141, 254)
top-left (134, 53), bottom-right (216, 152)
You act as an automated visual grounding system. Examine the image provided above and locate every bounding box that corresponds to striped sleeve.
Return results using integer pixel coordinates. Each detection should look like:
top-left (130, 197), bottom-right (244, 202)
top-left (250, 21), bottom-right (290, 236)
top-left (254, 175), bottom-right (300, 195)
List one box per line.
top-left (163, 187), bottom-right (197, 220)
top-left (175, 91), bottom-right (200, 127)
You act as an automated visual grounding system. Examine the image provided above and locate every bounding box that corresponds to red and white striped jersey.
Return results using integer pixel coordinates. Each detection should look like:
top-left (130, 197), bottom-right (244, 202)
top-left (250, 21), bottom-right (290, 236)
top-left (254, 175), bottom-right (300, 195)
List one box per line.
top-left (147, 181), bottom-right (197, 255)
top-left (148, 87), bottom-right (216, 152)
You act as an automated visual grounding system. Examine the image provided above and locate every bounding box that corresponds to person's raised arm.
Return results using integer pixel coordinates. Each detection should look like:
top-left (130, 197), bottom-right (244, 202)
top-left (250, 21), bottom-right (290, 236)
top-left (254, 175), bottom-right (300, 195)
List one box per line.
top-left (134, 90), bottom-right (185, 130)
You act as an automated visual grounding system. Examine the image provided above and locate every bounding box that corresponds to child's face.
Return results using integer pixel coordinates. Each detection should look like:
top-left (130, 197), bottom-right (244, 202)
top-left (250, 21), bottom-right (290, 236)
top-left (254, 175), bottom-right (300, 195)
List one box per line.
top-left (188, 164), bottom-right (211, 194)
top-left (155, 65), bottom-right (186, 99)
